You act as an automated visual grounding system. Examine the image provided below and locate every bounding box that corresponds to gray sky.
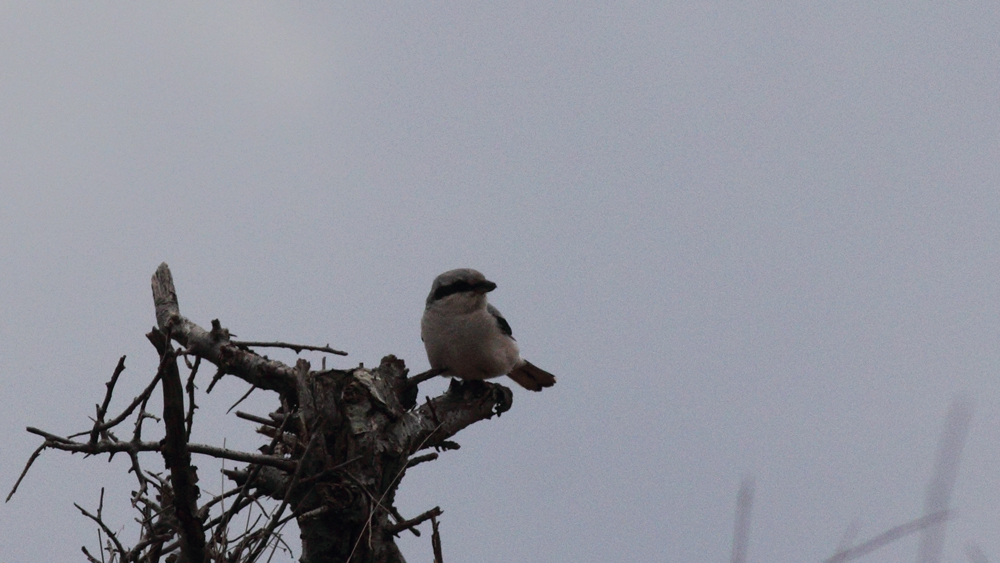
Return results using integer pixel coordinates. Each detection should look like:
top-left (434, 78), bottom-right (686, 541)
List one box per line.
top-left (2, 2), bottom-right (999, 561)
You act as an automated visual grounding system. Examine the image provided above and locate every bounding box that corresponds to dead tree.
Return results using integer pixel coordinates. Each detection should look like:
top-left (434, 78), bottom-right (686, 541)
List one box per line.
top-left (9, 263), bottom-right (513, 563)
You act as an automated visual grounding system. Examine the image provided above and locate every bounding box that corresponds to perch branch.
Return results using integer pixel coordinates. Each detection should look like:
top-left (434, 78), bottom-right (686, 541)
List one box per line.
top-left (397, 381), bottom-right (512, 455)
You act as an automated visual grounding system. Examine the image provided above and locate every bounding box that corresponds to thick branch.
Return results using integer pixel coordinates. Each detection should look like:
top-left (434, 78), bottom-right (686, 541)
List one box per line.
top-left (396, 380), bottom-right (513, 455)
top-left (151, 263), bottom-right (297, 397)
top-left (150, 329), bottom-right (206, 562)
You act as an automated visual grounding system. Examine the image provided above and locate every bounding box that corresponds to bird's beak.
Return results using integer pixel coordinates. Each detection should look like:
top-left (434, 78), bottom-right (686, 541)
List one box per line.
top-left (474, 280), bottom-right (497, 294)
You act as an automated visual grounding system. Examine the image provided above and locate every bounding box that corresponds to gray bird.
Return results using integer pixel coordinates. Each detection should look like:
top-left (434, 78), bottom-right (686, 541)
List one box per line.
top-left (421, 269), bottom-right (557, 391)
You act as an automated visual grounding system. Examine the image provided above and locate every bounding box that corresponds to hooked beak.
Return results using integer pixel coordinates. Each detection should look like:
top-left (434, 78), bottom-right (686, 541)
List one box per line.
top-left (474, 280), bottom-right (497, 294)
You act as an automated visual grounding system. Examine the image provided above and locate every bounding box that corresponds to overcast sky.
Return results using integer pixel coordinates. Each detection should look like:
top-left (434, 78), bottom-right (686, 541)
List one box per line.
top-left (2, 3), bottom-right (1000, 562)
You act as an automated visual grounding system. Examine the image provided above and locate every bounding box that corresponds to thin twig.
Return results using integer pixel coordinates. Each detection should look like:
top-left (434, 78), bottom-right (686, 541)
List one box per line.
top-left (70, 369), bottom-right (163, 441)
top-left (233, 340), bottom-right (348, 356)
top-left (731, 477), bottom-right (754, 563)
top-left (431, 514), bottom-right (444, 563)
top-left (244, 417), bottom-right (325, 561)
top-left (90, 356), bottom-right (128, 445)
top-left (80, 546), bottom-right (102, 563)
top-left (6, 444), bottom-right (45, 502)
top-left (76, 500), bottom-right (127, 558)
top-left (227, 385), bottom-right (258, 414)
top-left (184, 356), bottom-right (201, 440)
top-left (386, 506), bottom-right (442, 536)
top-left (235, 410), bottom-right (281, 428)
top-left (212, 411), bottom-right (295, 546)
top-left (22, 428), bottom-right (297, 471)
top-left (823, 511), bottom-right (949, 563)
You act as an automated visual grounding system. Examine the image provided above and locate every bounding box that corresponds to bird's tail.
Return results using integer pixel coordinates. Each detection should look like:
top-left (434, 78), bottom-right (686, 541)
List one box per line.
top-left (507, 360), bottom-right (557, 391)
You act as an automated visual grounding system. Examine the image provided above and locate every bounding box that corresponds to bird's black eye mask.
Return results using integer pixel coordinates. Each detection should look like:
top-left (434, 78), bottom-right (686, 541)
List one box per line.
top-left (430, 280), bottom-right (475, 302)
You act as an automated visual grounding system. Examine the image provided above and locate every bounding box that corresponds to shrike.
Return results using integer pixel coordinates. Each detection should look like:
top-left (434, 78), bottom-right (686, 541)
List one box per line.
top-left (421, 269), bottom-right (556, 391)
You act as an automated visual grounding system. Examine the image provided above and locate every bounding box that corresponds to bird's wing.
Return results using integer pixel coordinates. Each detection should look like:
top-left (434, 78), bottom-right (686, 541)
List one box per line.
top-left (486, 303), bottom-right (514, 339)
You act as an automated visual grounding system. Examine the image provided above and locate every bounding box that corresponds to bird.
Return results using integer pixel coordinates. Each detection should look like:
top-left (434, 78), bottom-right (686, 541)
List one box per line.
top-left (421, 268), bottom-right (556, 391)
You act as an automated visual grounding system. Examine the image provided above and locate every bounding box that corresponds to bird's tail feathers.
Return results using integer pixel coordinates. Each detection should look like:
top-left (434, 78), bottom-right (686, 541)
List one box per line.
top-left (507, 360), bottom-right (557, 391)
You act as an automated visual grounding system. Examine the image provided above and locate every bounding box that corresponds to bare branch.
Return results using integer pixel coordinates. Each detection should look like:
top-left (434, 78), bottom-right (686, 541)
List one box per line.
top-left (431, 514), bottom-right (444, 563)
top-left (150, 328), bottom-right (206, 562)
top-left (70, 365), bottom-right (163, 441)
top-left (151, 263), bottom-right (297, 397)
top-left (76, 496), bottom-right (127, 559)
top-left (917, 398), bottom-right (972, 563)
top-left (90, 356), bottom-right (127, 444)
top-left (397, 380), bottom-right (512, 455)
top-left (731, 477), bottom-right (754, 563)
top-left (823, 511), bottom-right (949, 563)
top-left (405, 453), bottom-right (439, 469)
top-left (386, 506), bottom-right (442, 536)
top-left (244, 418), bottom-right (325, 561)
top-left (6, 444), bottom-right (45, 502)
top-left (184, 355), bottom-right (201, 440)
top-left (233, 340), bottom-right (348, 356)
top-left (226, 384), bottom-right (258, 414)
top-left (23, 428), bottom-right (296, 472)
top-left (235, 411), bottom-right (281, 428)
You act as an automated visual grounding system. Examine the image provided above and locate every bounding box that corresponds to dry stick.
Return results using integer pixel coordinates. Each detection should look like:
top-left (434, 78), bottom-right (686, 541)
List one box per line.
top-left (205, 366), bottom-right (227, 395)
top-left (233, 340), bottom-right (348, 356)
top-left (21, 427), bottom-right (297, 471)
top-left (96, 488), bottom-right (106, 563)
top-left (244, 418), bottom-right (326, 562)
top-left (6, 444), bottom-right (45, 502)
top-left (235, 411), bottom-right (281, 427)
top-left (89, 356), bottom-right (127, 445)
top-left (184, 355), bottom-right (201, 441)
top-left (204, 492), bottom-right (265, 533)
top-left (80, 546), bottom-right (102, 563)
top-left (431, 514), bottom-right (444, 563)
top-left (212, 411), bottom-right (295, 547)
top-left (69, 369), bottom-right (163, 441)
top-left (917, 398), bottom-right (972, 563)
top-left (386, 506), bottom-right (442, 536)
top-left (730, 477), bottom-right (754, 563)
top-left (389, 505), bottom-right (421, 537)
top-left (226, 384), bottom-right (258, 414)
top-left (75, 500), bottom-right (127, 558)
top-left (132, 384), bottom-right (159, 443)
top-left (126, 448), bottom-right (149, 500)
top-left (823, 511), bottom-right (949, 563)
top-left (406, 453), bottom-right (439, 469)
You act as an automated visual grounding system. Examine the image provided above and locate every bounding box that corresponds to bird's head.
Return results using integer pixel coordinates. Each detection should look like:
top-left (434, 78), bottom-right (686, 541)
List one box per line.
top-left (425, 268), bottom-right (496, 311)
